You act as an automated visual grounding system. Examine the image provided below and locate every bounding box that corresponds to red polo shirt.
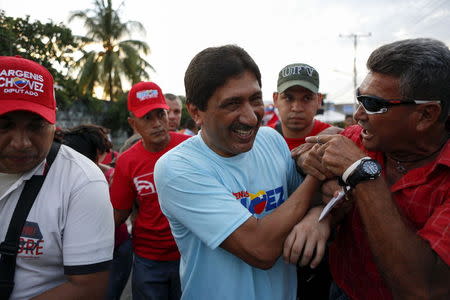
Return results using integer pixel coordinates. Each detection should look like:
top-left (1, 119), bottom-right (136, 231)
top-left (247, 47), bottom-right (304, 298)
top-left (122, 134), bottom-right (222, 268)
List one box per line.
top-left (330, 125), bottom-right (450, 300)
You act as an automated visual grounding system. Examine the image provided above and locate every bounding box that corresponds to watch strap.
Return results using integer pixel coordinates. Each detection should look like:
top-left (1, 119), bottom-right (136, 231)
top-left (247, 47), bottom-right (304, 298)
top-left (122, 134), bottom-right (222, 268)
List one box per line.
top-left (342, 156), bottom-right (371, 184)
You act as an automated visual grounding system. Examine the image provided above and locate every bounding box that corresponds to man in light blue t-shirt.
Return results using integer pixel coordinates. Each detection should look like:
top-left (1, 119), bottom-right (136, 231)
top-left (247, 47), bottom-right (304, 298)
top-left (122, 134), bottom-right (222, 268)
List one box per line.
top-left (155, 45), bottom-right (328, 300)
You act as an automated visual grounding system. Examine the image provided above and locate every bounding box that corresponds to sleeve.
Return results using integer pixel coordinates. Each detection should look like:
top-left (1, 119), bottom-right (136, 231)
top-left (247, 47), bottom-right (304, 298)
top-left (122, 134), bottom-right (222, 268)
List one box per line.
top-left (62, 180), bottom-right (114, 270)
top-left (417, 197), bottom-right (450, 266)
top-left (109, 157), bottom-right (136, 210)
top-left (155, 160), bottom-right (251, 250)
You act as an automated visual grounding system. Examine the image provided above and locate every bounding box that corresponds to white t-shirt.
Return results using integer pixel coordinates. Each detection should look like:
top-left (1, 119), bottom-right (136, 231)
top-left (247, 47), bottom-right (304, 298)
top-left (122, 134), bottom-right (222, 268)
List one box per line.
top-left (0, 145), bottom-right (114, 300)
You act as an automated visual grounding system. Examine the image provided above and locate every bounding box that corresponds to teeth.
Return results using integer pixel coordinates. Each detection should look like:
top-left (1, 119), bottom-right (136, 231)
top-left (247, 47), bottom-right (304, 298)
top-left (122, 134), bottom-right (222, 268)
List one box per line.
top-left (235, 129), bottom-right (252, 136)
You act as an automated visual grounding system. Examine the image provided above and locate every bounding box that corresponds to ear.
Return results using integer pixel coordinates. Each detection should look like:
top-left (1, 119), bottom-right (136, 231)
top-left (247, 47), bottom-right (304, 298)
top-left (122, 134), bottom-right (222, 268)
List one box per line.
top-left (317, 93), bottom-right (324, 107)
top-left (186, 103), bottom-right (203, 127)
top-left (127, 117), bottom-right (137, 132)
top-left (415, 103), bottom-right (441, 131)
top-left (272, 92), bottom-right (279, 107)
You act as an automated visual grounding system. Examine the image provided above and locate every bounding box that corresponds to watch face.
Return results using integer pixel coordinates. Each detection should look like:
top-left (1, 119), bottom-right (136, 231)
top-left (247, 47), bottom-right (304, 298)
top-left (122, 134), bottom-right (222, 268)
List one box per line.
top-left (363, 160), bottom-right (380, 175)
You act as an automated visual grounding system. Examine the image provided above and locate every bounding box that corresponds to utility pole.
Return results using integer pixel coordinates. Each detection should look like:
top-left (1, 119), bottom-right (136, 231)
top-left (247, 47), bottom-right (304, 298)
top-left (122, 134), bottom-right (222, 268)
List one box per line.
top-left (339, 33), bottom-right (371, 105)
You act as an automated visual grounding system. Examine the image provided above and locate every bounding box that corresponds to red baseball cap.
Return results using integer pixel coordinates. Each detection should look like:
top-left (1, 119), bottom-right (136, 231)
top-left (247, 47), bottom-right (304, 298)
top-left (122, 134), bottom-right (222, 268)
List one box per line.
top-left (127, 81), bottom-right (169, 117)
top-left (0, 56), bottom-right (56, 124)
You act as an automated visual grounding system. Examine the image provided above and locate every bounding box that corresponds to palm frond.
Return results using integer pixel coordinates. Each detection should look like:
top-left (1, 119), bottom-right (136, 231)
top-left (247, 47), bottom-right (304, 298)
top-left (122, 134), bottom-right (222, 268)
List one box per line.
top-left (70, 0), bottom-right (153, 101)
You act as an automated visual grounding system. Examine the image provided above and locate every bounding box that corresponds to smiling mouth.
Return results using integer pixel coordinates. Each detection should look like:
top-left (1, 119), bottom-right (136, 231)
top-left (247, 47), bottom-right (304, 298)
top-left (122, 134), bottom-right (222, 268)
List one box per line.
top-left (233, 128), bottom-right (254, 138)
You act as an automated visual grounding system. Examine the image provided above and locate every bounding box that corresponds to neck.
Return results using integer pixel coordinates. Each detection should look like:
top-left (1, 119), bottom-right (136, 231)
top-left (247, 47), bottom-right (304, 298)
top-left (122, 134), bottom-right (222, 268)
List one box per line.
top-left (387, 134), bottom-right (448, 162)
top-left (281, 121), bottom-right (315, 139)
top-left (385, 134), bottom-right (448, 175)
top-left (142, 135), bottom-right (171, 152)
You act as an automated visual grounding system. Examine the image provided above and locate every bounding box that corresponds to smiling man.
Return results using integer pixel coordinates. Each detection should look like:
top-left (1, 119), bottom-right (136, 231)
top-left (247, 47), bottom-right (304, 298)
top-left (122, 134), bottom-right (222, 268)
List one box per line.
top-left (154, 45), bottom-right (326, 300)
top-left (292, 38), bottom-right (450, 300)
top-left (110, 82), bottom-right (190, 300)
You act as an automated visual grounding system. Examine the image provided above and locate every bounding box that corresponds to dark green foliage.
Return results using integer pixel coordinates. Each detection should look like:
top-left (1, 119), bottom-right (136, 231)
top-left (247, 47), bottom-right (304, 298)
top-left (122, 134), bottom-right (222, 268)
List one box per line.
top-left (102, 92), bottom-right (131, 133)
top-left (0, 10), bottom-right (82, 109)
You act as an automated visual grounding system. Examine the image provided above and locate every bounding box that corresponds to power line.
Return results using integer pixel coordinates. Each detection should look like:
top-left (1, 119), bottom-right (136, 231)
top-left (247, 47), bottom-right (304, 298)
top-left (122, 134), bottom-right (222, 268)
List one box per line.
top-left (339, 32), bottom-right (371, 105)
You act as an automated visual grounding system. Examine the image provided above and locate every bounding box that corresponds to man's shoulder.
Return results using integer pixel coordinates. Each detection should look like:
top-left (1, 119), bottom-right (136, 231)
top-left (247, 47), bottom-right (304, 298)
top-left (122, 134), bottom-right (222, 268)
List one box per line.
top-left (55, 145), bottom-right (105, 182)
top-left (170, 131), bottom-right (192, 143)
top-left (314, 119), bottom-right (333, 129)
top-left (258, 125), bottom-right (282, 138)
top-left (158, 135), bottom-right (200, 166)
top-left (252, 126), bottom-right (293, 158)
top-left (155, 136), bottom-right (203, 186)
top-left (114, 140), bottom-right (144, 166)
top-left (256, 126), bottom-right (287, 147)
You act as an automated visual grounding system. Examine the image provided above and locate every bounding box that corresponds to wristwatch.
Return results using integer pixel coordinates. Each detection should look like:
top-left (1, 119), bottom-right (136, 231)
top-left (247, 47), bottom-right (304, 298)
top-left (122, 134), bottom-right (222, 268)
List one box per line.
top-left (345, 158), bottom-right (382, 188)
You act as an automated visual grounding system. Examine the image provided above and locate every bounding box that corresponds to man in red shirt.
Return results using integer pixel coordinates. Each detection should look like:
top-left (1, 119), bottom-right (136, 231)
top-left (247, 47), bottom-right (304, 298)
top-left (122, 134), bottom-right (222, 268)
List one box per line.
top-left (289, 38), bottom-right (450, 299)
top-left (271, 63), bottom-right (340, 150)
top-left (272, 63), bottom-right (341, 299)
top-left (111, 82), bottom-right (190, 300)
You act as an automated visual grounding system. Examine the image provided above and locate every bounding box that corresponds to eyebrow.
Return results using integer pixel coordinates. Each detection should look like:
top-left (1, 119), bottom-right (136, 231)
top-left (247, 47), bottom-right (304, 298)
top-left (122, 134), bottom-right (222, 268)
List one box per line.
top-left (251, 91), bottom-right (263, 98)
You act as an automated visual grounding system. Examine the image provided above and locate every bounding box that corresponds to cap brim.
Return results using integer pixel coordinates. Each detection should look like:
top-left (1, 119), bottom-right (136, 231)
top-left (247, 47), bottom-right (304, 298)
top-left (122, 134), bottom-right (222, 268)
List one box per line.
top-left (132, 103), bottom-right (170, 118)
top-left (0, 100), bottom-right (56, 124)
top-left (277, 80), bottom-right (319, 94)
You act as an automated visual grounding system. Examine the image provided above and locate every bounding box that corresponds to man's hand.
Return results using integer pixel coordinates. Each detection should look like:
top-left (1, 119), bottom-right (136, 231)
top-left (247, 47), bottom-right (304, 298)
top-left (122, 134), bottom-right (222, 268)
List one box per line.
top-left (283, 206), bottom-right (331, 269)
top-left (305, 134), bottom-right (367, 176)
top-left (291, 143), bottom-right (333, 180)
top-left (321, 179), bottom-right (341, 204)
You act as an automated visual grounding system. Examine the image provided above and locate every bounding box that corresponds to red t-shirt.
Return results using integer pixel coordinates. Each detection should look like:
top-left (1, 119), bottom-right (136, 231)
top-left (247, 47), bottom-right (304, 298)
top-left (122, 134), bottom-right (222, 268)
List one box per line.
top-left (330, 125), bottom-right (450, 300)
top-left (270, 119), bottom-right (332, 150)
top-left (101, 150), bottom-right (118, 165)
top-left (110, 132), bottom-right (191, 260)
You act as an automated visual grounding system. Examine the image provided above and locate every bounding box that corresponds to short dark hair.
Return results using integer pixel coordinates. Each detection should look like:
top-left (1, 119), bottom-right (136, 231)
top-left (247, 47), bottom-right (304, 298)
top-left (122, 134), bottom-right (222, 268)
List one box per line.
top-left (367, 38), bottom-right (450, 121)
top-left (184, 44), bottom-right (261, 111)
top-left (55, 124), bottom-right (112, 162)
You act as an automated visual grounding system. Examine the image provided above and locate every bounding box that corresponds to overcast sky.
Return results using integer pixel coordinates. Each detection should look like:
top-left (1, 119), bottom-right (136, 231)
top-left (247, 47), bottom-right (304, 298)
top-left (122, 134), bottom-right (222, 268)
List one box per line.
top-left (1, 0), bottom-right (449, 104)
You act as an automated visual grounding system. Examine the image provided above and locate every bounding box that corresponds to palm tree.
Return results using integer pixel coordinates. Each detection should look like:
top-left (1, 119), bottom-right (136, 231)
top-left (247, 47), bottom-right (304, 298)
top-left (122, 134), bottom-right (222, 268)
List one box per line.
top-left (69, 0), bottom-right (153, 101)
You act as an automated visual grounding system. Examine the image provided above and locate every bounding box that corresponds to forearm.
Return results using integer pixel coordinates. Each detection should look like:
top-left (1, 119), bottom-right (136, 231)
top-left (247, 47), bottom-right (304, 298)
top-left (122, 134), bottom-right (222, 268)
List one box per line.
top-left (355, 178), bottom-right (450, 299)
top-left (31, 271), bottom-right (109, 300)
top-left (222, 175), bottom-right (320, 268)
top-left (257, 175), bottom-right (320, 247)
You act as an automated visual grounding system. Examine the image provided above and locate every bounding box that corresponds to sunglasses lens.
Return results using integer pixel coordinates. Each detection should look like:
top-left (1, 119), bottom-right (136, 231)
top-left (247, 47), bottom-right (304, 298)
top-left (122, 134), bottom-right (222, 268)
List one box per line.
top-left (357, 96), bottom-right (385, 113)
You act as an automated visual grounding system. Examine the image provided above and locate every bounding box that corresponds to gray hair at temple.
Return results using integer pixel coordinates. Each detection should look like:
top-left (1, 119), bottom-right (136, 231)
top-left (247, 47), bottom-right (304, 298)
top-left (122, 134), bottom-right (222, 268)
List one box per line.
top-left (164, 93), bottom-right (181, 104)
top-left (367, 38), bottom-right (450, 122)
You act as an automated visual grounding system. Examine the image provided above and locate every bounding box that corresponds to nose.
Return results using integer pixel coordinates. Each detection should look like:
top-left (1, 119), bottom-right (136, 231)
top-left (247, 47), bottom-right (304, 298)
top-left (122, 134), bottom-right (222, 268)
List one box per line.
top-left (239, 102), bottom-right (260, 126)
top-left (10, 128), bottom-right (33, 150)
top-left (291, 99), bottom-right (304, 112)
top-left (151, 118), bottom-right (164, 128)
top-left (353, 103), bottom-right (367, 122)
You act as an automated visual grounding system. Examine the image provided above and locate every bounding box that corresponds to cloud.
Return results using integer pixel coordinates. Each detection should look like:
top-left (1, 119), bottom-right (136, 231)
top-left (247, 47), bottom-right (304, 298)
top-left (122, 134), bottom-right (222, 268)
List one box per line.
top-left (2, 0), bottom-right (449, 103)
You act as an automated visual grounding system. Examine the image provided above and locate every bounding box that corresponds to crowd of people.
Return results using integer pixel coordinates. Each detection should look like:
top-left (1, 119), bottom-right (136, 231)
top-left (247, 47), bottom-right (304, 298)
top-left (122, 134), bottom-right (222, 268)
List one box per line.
top-left (0, 37), bottom-right (448, 300)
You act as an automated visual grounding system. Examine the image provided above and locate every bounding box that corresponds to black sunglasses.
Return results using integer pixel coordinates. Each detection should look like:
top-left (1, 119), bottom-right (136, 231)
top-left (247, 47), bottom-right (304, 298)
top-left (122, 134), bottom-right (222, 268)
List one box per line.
top-left (356, 89), bottom-right (441, 114)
